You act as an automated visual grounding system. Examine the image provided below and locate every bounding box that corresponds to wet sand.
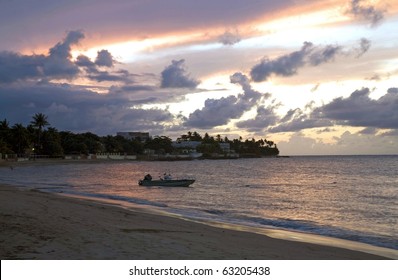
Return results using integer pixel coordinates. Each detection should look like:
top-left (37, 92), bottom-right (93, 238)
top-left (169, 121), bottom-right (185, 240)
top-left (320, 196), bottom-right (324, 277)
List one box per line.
top-left (0, 184), bottom-right (394, 260)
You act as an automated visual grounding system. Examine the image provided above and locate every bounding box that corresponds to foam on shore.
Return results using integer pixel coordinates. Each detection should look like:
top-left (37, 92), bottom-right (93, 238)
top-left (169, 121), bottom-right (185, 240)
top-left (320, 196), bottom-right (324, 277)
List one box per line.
top-left (1, 184), bottom-right (395, 260)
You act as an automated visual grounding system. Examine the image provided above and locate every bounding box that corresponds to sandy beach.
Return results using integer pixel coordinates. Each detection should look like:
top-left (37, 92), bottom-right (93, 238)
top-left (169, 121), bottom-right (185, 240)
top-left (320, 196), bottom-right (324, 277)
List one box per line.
top-left (0, 183), bottom-right (393, 260)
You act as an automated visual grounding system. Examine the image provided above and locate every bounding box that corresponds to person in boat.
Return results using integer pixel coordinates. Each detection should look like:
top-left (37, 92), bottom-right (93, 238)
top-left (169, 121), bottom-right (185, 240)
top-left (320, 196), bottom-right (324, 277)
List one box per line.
top-left (163, 173), bottom-right (172, 180)
top-left (144, 174), bottom-right (152, 181)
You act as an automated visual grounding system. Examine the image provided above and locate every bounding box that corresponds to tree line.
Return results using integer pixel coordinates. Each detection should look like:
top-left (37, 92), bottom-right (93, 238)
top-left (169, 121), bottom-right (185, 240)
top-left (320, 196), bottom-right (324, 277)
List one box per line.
top-left (177, 131), bottom-right (279, 157)
top-left (0, 113), bottom-right (279, 158)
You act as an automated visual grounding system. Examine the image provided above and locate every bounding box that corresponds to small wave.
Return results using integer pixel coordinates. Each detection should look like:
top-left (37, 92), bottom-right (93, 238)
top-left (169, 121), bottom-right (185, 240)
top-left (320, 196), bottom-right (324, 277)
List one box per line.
top-left (203, 209), bottom-right (225, 215)
top-left (60, 190), bottom-right (168, 208)
top-left (238, 215), bottom-right (398, 250)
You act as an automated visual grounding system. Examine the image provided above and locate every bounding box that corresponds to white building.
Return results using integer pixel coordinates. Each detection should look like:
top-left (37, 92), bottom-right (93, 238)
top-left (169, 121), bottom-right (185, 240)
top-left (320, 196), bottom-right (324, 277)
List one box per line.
top-left (172, 141), bottom-right (201, 149)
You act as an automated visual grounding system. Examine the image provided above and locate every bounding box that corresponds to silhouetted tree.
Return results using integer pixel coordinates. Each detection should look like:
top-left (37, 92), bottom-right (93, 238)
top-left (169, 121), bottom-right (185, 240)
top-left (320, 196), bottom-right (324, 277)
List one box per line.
top-left (102, 135), bottom-right (123, 153)
top-left (0, 119), bottom-right (12, 153)
top-left (42, 127), bottom-right (63, 156)
top-left (191, 131), bottom-right (202, 141)
top-left (11, 123), bottom-right (31, 154)
top-left (60, 131), bottom-right (89, 155)
top-left (144, 136), bottom-right (173, 154)
top-left (30, 113), bottom-right (50, 153)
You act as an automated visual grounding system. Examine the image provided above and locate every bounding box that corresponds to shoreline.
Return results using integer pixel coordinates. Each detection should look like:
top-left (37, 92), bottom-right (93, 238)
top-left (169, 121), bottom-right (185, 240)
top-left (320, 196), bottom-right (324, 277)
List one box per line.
top-left (1, 184), bottom-right (395, 260)
top-left (63, 192), bottom-right (398, 259)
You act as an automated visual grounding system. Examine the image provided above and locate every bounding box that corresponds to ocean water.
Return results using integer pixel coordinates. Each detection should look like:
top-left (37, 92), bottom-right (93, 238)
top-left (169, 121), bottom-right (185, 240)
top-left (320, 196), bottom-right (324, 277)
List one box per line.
top-left (1, 155), bottom-right (397, 251)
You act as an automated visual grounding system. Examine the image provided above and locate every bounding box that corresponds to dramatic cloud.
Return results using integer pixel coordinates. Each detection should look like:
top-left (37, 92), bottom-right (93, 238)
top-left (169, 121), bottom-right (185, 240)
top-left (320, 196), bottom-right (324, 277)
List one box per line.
top-left (184, 95), bottom-right (242, 128)
top-left (250, 42), bottom-right (342, 82)
top-left (76, 50), bottom-right (116, 71)
top-left (76, 55), bottom-right (97, 71)
top-left (348, 0), bottom-right (385, 27)
top-left (87, 70), bottom-right (132, 83)
top-left (49, 30), bottom-right (84, 59)
top-left (0, 30), bottom-right (130, 84)
top-left (236, 106), bottom-right (279, 132)
top-left (43, 30), bottom-right (85, 78)
top-left (269, 108), bottom-right (332, 133)
top-left (95, 50), bottom-right (115, 67)
top-left (76, 53), bottom-right (131, 83)
top-left (218, 30), bottom-right (241, 46)
top-left (355, 38), bottom-right (371, 58)
top-left (0, 52), bottom-right (44, 83)
top-left (315, 87), bottom-right (398, 129)
top-left (230, 72), bottom-right (269, 100)
top-left (184, 72), bottom-right (264, 128)
top-left (269, 87), bottom-right (398, 133)
top-left (0, 83), bottom-right (174, 135)
top-left (0, 31), bottom-right (86, 83)
top-left (308, 44), bottom-right (342, 66)
top-left (0, 30), bottom-right (184, 135)
top-left (0, 31), bottom-right (212, 135)
top-left (160, 59), bottom-right (200, 88)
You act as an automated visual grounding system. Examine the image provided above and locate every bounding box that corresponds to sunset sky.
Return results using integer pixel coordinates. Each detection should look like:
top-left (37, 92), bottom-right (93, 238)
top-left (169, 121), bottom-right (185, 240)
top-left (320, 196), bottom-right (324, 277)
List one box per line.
top-left (1, 0), bottom-right (397, 155)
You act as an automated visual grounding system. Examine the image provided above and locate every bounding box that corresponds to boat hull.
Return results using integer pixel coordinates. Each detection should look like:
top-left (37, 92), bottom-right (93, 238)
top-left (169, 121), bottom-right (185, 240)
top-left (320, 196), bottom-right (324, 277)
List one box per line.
top-left (138, 179), bottom-right (195, 187)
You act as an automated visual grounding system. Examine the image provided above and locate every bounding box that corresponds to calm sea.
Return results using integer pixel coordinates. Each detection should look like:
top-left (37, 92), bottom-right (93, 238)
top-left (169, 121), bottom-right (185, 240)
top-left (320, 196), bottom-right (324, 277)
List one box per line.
top-left (1, 155), bottom-right (397, 250)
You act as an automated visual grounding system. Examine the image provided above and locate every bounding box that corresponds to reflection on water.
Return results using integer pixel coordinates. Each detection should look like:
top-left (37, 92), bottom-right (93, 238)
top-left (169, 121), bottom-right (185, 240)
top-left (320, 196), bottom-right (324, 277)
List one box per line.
top-left (1, 155), bottom-right (397, 249)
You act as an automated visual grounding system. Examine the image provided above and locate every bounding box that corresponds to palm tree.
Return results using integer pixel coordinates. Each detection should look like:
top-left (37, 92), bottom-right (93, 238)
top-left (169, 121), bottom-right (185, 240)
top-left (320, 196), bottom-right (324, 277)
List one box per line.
top-left (11, 123), bottom-right (30, 154)
top-left (0, 119), bottom-right (11, 155)
top-left (30, 113), bottom-right (50, 153)
top-left (191, 131), bottom-right (202, 141)
top-left (0, 118), bottom-right (10, 129)
top-left (42, 127), bottom-right (63, 156)
top-left (0, 118), bottom-right (10, 141)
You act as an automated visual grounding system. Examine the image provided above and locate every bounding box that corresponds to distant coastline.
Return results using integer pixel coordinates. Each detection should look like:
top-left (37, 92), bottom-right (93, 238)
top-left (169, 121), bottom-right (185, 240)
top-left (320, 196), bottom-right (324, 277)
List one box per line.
top-left (1, 115), bottom-right (279, 163)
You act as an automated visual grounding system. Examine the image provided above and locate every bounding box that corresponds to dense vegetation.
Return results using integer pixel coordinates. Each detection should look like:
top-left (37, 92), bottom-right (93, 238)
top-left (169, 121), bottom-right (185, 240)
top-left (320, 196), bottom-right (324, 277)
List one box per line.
top-left (0, 114), bottom-right (279, 158)
top-left (177, 131), bottom-right (279, 157)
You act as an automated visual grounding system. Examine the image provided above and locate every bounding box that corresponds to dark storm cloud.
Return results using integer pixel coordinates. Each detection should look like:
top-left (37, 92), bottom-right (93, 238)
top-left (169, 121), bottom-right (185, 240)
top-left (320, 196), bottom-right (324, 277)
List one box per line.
top-left (250, 42), bottom-right (312, 82)
top-left (387, 87), bottom-right (398, 94)
top-left (0, 83), bottom-right (174, 135)
top-left (43, 30), bottom-right (85, 78)
top-left (315, 87), bottom-right (398, 129)
top-left (269, 108), bottom-right (332, 133)
top-left (49, 30), bottom-right (84, 59)
top-left (0, 31), bottom-right (86, 83)
top-left (184, 95), bottom-right (242, 128)
top-left (250, 42), bottom-right (342, 82)
top-left (236, 106), bottom-right (278, 132)
top-left (218, 30), bottom-right (241, 46)
top-left (75, 48), bottom-right (131, 83)
top-left (184, 72), bottom-right (265, 128)
top-left (308, 44), bottom-right (342, 66)
top-left (76, 50), bottom-right (116, 71)
top-left (348, 0), bottom-right (385, 27)
top-left (0, 30), bottom-right (135, 85)
top-left (87, 70), bottom-right (132, 83)
top-left (76, 55), bottom-right (97, 70)
top-left (0, 31), bottom-right (192, 135)
top-left (108, 83), bottom-right (185, 106)
top-left (161, 59), bottom-right (200, 88)
top-left (269, 87), bottom-right (398, 133)
top-left (95, 50), bottom-right (115, 67)
top-left (0, 52), bottom-right (45, 83)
